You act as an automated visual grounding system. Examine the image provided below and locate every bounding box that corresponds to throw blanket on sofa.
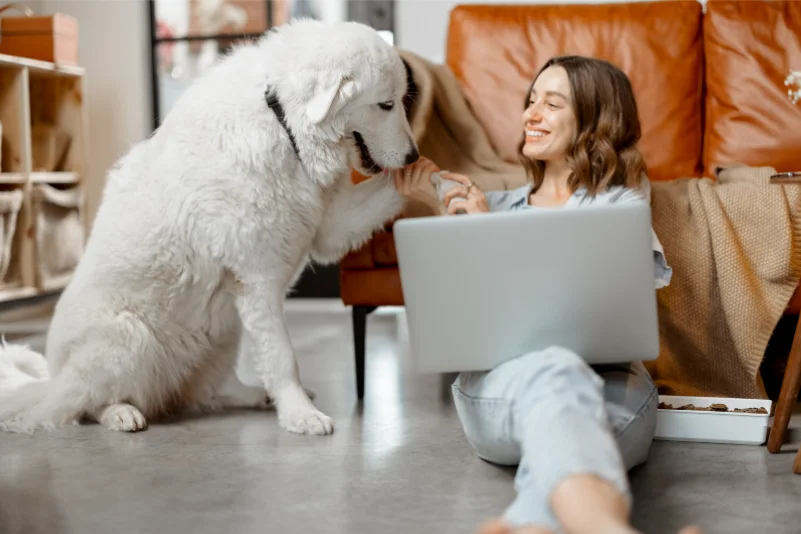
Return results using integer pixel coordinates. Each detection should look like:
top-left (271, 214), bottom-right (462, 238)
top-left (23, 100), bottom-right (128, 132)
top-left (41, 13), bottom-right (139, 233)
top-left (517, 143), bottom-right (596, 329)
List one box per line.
top-left (397, 49), bottom-right (801, 398)
top-left (647, 167), bottom-right (801, 398)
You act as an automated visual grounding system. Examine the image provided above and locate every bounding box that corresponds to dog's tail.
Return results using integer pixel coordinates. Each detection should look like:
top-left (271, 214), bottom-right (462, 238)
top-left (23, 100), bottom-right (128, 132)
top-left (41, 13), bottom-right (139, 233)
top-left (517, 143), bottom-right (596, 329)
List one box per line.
top-left (0, 341), bottom-right (87, 433)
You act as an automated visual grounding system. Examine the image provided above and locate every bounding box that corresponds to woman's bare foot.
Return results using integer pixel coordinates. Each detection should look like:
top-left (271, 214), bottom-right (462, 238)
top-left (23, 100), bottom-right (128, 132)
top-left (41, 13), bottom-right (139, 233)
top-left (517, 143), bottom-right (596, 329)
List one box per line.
top-left (475, 518), bottom-right (701, 534)
top-left (475, 519), bottom-right (552, 534)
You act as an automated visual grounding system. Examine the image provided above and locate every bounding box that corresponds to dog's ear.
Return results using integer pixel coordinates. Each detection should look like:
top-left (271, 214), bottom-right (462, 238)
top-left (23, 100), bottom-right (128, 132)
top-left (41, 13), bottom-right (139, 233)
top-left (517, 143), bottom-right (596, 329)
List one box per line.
top-left (305, 74), bottom-right (357, 124)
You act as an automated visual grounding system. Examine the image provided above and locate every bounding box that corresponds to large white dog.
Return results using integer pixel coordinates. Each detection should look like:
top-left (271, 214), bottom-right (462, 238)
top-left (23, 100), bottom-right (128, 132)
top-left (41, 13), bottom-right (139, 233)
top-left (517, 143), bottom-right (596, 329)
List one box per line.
top-left (0, 19), bottom-right (417, 436)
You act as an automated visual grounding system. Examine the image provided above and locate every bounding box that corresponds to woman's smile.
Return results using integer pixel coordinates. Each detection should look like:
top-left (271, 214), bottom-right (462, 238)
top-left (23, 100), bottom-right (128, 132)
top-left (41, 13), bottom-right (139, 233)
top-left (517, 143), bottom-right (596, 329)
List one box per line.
top-left (525, 127), bottom-right (551, 142)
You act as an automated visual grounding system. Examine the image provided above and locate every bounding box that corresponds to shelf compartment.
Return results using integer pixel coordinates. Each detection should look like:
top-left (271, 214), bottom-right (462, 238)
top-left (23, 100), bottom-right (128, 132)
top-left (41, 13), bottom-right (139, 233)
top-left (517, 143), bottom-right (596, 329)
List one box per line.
top-left (30, 182), bottom-right (84, 291)
top-left (28, 73), bottom-right (83, 173)
top-left (0, 65), bottom-right (27, 173)
top-left (0, 184), bottom-right (27, 293)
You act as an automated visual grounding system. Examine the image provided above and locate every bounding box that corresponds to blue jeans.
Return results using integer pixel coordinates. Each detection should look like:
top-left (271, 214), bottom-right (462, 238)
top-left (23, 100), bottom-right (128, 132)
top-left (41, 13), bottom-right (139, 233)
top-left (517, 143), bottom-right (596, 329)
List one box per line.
top-left (451, 346), bottom-right (658, 532)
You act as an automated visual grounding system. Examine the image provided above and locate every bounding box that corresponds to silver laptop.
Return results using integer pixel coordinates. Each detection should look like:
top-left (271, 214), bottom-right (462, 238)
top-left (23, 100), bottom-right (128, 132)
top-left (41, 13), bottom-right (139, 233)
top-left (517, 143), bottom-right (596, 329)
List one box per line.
top-left (392, 203), bottom-right (660, 374)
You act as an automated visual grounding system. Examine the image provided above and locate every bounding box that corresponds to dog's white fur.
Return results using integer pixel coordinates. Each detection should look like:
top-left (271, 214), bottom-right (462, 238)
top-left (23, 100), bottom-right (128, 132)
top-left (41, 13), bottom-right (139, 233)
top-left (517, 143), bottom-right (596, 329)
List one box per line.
top-left (0, 19), bottom-right (416, 435)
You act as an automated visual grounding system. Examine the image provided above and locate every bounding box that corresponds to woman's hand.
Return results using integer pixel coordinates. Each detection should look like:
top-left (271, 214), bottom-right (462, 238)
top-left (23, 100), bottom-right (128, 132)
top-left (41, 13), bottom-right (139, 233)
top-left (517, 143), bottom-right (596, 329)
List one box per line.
top-left (392, 156), bottom-right (442, 213)
top-left (440, 172), bottom-right (489, 215)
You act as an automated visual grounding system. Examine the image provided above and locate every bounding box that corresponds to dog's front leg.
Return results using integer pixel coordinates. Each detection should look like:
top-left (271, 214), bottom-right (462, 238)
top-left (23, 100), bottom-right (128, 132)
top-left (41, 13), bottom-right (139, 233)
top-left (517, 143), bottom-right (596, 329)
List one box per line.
top-left (235, 277), bottom-right (333, 435)
top-left (311, 172), bottom-right (405, 264)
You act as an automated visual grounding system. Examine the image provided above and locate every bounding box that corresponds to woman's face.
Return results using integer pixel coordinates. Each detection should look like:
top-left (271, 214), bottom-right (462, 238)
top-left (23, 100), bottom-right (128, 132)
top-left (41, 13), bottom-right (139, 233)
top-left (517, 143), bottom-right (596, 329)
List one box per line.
top-left (521, 66), bottom-right (577, 162)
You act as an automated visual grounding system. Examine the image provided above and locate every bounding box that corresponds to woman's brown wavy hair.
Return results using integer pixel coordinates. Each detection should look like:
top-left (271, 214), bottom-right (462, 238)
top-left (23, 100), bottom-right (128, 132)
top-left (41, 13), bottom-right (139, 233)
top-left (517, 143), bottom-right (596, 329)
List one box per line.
top-left (517, 56), bottom-right (647, 196)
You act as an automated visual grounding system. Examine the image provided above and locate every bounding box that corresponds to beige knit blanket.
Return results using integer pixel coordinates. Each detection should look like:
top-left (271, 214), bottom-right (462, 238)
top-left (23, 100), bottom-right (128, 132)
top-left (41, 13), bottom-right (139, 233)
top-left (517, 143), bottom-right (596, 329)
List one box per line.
top-left (647, 167), bottom-right (801, 398)
top-left (397, 49), bottom-right (801, 398)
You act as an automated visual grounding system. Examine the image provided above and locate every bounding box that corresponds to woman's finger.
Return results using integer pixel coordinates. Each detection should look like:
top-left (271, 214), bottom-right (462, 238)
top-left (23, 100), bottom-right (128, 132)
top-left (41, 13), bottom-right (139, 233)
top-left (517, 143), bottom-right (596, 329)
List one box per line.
top-left (443, 185), bottom-right (470, 206)
top-left (417, 156), bottom-right (439, 172)
top-left (413, 155), bottom-right (430, 168)
top-left (417, 159), bottom-right (438, 180)
top-left (398, 168), bottom-right (411, 194)
top-left (447, 200), bottom-right (469, 215)
top-left (409, 161), bottom-right (426, 186)
top-left (467, 187), bottom-right (485, 202)
top-left (413, 160), bottom-right (438, 189)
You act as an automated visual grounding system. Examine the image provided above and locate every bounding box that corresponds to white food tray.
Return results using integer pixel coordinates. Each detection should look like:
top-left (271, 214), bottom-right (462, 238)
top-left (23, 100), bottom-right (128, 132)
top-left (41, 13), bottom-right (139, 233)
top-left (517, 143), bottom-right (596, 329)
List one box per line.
top-left (655, 395), bottom-right (773, 445)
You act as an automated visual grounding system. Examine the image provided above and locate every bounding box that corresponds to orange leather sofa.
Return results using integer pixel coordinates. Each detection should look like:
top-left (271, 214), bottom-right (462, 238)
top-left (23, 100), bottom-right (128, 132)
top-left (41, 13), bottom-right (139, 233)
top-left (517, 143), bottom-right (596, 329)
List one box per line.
top-left (339, 1), bottom-right (801, 406)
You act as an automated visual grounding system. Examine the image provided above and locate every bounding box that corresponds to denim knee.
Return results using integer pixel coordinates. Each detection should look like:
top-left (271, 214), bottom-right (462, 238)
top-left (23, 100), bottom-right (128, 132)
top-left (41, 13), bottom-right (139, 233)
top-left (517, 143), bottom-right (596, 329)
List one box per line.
top-left (511, 347), bottom-right (606, 411)
top-left (451, 347), bottom-right (606, 466)
top-left (451, 381), bottom-right (521, 466)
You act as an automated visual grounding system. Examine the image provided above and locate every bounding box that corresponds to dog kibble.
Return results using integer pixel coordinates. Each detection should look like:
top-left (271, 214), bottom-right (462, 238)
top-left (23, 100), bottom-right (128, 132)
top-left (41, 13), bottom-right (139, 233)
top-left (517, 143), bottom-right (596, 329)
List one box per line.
top-left (657, 402), bottom-right (767, 414)
top-left (733, 407), bottom-right (769, 414)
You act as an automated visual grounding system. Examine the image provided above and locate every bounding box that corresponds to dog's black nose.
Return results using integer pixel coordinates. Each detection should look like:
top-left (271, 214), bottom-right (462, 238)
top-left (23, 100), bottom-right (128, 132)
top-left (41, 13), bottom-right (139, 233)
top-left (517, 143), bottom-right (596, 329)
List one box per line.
top-left (404, 147), bottom-right (420, 165)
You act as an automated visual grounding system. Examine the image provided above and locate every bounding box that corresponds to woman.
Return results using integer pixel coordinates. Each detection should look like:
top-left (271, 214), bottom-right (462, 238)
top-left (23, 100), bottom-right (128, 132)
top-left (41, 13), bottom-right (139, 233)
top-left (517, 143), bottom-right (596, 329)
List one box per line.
top-left (393, 56), bottom-right (698, 534)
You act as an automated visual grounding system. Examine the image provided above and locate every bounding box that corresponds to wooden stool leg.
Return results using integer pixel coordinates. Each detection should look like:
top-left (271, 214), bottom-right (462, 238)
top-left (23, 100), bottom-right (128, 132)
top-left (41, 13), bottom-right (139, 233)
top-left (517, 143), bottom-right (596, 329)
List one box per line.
top-left (767, 314), bottom-right (801, 454)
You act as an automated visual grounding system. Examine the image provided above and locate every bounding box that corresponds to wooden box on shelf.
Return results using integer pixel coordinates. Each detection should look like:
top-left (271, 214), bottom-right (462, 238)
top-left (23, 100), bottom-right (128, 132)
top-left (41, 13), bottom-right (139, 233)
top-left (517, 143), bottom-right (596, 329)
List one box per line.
top-left (0, 14), bottom-right (79, 67)
top-left (0, 52), bottom-right (87, 304)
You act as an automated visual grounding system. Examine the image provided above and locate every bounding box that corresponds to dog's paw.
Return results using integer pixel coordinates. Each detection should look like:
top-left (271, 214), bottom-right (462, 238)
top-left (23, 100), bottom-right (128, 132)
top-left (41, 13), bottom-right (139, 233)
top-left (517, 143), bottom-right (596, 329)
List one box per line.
top-left (98, 403), bottom-right (147, 432)
top-left (279, 408), bottom-right (334, 435)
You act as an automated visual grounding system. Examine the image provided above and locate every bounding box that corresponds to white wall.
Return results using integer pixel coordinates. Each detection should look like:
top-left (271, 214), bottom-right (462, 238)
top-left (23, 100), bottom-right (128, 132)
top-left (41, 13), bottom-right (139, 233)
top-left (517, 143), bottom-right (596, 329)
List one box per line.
top-left (28, 0), bottom-right (152, 228)
top-left (394, 0), bottom-right (706, 64)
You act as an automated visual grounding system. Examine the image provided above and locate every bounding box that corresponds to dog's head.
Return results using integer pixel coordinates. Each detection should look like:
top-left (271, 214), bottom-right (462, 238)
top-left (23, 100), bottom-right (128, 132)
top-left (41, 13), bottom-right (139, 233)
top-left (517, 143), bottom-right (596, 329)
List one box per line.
top-left (283, 20), bottom-right (419, 176)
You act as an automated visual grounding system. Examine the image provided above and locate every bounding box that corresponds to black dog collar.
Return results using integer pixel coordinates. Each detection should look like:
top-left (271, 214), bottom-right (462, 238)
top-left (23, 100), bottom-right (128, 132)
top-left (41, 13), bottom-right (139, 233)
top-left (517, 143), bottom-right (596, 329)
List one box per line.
top-left (265, 88), bottom-right (301, 161)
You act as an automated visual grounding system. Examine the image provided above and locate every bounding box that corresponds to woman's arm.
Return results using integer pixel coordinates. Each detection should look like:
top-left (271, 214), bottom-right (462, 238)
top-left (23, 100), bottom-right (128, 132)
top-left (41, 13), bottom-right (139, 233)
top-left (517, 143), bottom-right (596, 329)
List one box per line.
top-left (439, 173), bottom-right (533, 215)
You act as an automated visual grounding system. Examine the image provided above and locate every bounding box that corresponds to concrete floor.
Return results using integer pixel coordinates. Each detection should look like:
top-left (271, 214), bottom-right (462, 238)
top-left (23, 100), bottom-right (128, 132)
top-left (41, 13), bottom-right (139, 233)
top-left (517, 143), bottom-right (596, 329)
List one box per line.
top-left (1, 305), bottom-right (800, 534)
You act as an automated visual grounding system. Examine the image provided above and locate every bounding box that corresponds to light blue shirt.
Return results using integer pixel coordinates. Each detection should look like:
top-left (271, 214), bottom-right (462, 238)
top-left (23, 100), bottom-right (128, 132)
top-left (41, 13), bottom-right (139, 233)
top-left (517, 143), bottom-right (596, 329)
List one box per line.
top-left (482, 181), bottom-right (672, 289)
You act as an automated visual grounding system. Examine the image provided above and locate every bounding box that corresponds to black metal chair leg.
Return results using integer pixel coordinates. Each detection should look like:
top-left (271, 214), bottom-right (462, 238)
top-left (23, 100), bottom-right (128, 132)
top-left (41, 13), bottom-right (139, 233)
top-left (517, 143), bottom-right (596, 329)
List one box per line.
top-left (352, 305), bottom-right (377, 400)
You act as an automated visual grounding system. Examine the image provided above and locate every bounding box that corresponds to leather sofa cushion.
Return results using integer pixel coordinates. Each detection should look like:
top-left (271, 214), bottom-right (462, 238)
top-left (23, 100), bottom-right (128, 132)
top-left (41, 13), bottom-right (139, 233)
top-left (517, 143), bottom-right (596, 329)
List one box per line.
top-left (445, 2), bottom-right (705, 182)
top-left (703, 0), bottom-right (801, 177)
top-left (340, 267), bottom-right (404, 306)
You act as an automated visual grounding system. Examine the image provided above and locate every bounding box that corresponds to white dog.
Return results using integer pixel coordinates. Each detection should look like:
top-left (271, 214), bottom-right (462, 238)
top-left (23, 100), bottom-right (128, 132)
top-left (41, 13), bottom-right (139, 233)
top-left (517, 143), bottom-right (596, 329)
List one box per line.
top-left (0, 19), bottom-right (417, 436)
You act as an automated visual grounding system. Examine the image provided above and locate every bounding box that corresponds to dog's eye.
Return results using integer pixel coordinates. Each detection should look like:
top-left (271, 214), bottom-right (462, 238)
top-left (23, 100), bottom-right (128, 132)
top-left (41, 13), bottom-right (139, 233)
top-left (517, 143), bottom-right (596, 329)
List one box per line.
top-left (377, 101), bottom-right (394, 111)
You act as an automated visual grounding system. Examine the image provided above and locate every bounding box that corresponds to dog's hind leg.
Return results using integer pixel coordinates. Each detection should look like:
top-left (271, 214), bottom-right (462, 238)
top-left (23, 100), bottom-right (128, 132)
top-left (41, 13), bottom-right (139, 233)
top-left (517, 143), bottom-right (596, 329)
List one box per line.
top-left (0, 317), bottom-right (169, 433)
top-left (202, 370), bottom-right (273, 411)
top-left (92, 403), bottom-right (147, 432)
top-left (182, 327), bottom-right (273, 414)
top-left (70, 316), bottom-right (201, 431)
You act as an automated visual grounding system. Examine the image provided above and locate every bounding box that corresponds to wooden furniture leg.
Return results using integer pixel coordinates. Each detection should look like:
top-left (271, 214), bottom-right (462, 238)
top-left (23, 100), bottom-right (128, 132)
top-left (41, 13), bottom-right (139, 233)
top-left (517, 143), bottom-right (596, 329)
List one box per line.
top-left (767, 312), bottom-right (801, 464)
top-left (352, 305), bottom-right (377, 400)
